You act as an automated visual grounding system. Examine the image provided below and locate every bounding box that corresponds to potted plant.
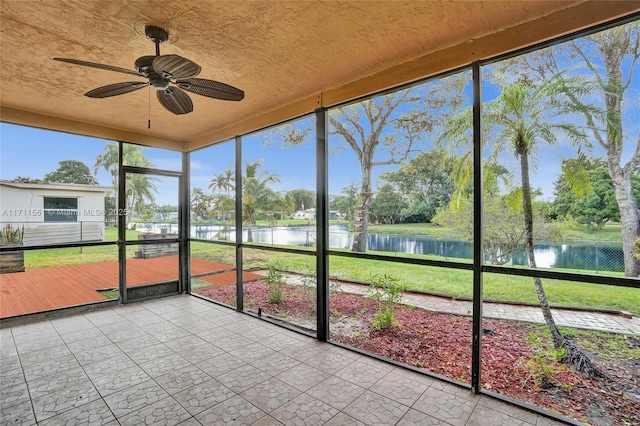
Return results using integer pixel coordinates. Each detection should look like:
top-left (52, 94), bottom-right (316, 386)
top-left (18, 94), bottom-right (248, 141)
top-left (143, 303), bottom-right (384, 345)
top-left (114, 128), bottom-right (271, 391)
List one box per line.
top-left (0, 223), bottom-right (25, 273)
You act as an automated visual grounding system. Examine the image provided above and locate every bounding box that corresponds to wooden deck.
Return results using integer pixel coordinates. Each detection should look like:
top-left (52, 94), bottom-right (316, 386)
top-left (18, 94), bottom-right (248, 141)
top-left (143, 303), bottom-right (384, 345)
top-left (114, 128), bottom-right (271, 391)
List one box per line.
top-left (0, 256), bottom-right (260, 319)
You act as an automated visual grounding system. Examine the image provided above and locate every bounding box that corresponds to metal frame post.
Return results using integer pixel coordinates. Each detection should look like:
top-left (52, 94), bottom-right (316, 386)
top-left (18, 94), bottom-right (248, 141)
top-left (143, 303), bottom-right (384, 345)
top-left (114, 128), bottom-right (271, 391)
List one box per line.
top-left (471, 61), bottom-right (484, 394)
top-left (235, 135), bottom-right (244, 312)
top-left (180, 151), bottom-right (191, 293)
top-left (117, 141), bottom-right (127, 304)
top-left (316, 108), bottom-right (330, 341)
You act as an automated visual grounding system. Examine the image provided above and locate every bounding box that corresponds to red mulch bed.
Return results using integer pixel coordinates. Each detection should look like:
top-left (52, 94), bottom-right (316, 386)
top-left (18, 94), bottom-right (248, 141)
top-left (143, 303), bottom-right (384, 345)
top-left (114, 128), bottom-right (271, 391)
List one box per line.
top-left (200, 281), bottom-right (640, 426)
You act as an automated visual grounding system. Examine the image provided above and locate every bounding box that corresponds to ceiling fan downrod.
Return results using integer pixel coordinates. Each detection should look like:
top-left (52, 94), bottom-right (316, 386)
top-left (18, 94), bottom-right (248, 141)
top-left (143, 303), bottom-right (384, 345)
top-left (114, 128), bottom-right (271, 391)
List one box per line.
top-left (144, 25), bottom-right (169, 56)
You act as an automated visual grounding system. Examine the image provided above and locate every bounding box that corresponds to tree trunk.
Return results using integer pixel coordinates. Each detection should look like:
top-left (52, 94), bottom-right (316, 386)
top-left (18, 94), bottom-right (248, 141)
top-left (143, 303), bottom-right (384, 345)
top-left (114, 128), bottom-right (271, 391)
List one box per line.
top-left (600, 43), bottom-right (640, 277)
top-left (352, 164), bottom-right (373, 253)
top-left (519, 151), bottom-right (563, 343)
top-left (520, 150), bottom-right (601, 376)
top-left (247, 226), bottom-right (253, 243)
top-left (609, 165), bottom-right (640, 277)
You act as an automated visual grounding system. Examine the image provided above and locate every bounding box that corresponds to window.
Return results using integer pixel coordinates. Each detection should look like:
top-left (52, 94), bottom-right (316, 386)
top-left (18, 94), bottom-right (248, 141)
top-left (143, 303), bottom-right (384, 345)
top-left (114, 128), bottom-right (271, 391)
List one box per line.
top-left (43, 197), bottom-right (78, 222)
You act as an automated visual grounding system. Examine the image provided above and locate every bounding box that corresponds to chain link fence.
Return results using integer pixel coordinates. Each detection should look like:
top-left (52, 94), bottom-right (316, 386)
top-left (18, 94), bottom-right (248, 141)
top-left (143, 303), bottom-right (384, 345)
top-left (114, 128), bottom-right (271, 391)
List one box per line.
top-left (5, 220), bottom-right (624, 274)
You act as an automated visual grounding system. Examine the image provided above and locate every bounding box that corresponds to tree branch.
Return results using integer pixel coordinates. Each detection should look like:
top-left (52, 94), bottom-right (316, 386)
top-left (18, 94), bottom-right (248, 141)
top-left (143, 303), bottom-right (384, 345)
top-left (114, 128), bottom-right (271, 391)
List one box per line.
top-left (570, 40), bottom-right (606, 88)
top-left (622, 33), bottom-right (640, 91)
top-left (623, 131), bottom-right (640, 175)
top-left (329, 115), bottom-right (362, 161)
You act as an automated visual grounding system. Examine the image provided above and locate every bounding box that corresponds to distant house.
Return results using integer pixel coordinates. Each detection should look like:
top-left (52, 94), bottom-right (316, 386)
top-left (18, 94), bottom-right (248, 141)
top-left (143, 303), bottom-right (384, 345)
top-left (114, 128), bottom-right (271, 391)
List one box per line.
top-left (292, 209), bottom-right (344, 220)
top-left (0, 180), bottom-right (112, 245)
top-left (293, 208), bottom-right (316, 220)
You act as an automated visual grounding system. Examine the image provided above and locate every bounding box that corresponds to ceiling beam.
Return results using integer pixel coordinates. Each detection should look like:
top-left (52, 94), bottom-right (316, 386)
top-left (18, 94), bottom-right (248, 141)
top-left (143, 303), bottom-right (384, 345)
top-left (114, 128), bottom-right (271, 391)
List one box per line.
top-left (1, 107), bottom-right (185, 151)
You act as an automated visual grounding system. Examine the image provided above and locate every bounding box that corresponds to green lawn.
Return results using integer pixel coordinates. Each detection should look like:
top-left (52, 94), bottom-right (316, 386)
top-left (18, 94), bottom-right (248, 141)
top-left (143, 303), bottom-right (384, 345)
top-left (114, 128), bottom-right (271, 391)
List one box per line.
top-left (368, 222), bottom-right (624, 242)
top-left (23, 228), bottom-right (139, 269)
top-left (368, 223), bottom-right (453, 238)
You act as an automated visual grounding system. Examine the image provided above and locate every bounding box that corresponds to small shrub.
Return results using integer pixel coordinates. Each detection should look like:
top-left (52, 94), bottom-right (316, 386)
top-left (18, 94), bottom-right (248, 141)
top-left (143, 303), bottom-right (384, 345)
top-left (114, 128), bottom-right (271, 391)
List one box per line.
top-left (367, 273), bottom-right (405, 305)
top-left (372, 305), bottom-right (397, 330)
top-left (299, 266), bottom-right (316, 301)
top-left (329, 281), bottom-right (344, 294)
top-left (524, 333), bottom-right (567, 389)
top-left (265, 262), bottom-right (286, 304)
top-left (367, 273), bottom-right (405, 331)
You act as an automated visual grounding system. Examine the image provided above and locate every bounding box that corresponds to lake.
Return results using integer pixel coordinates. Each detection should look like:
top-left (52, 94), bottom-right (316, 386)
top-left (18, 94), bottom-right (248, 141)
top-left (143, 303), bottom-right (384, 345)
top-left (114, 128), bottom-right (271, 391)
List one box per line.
top-left (139, 223), bottom-right (625, 273)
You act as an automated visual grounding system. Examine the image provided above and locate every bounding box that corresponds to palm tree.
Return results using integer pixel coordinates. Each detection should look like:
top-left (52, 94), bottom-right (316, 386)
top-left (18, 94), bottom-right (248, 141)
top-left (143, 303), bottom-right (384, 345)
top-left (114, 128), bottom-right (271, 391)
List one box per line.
top-left (208, 172), bottom-right (230, 197)
top-left (242, 160), bottom-right (282, 242)
top-left (440, 75), bottom-right (601, 375)
top-left (223, 167), bottom-right (235, 197)
top-left (95, 143), bottom-right (158, 220)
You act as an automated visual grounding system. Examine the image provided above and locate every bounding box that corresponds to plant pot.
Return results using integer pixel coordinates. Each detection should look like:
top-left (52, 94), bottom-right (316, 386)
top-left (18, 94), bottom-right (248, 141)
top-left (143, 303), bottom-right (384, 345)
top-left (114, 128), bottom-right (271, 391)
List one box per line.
top-left (0, 242), bottom-right (25, 273)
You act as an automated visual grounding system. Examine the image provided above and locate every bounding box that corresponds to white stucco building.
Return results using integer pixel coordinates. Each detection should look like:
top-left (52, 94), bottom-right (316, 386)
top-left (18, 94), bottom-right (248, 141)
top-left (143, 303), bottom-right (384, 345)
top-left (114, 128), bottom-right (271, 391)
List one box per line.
top-left (0, 180), bottom-right (112, 245)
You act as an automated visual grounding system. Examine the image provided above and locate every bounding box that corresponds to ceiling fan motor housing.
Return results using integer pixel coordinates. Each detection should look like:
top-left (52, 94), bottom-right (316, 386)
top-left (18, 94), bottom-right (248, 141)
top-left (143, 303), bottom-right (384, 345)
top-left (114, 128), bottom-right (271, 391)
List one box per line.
top-left (135, 56), bottom-right (170, 90)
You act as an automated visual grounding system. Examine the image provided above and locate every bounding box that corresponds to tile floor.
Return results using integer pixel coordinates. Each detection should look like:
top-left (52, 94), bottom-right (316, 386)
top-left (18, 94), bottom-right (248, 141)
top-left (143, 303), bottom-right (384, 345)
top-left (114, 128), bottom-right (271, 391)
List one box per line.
top-left (0, 295), bottom-right (569, 426)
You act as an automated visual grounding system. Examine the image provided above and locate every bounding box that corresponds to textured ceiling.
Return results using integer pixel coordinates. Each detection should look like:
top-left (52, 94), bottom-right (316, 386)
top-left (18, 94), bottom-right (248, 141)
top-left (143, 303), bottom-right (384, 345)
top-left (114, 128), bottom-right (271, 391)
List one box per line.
top-left (1, 1), bottom-right (638, 152)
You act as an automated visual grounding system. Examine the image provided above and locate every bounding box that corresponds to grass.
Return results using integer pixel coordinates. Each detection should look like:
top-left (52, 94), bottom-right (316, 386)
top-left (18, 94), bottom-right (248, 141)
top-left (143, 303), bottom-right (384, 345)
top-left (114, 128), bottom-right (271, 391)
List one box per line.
top-left (368, 223), bottom-right (453, 238)
top-left (98, 289), bottom-right (120, 300)
top-left (368, 222), bottom-right (625, 242)
top-left (23, 228), bottom-right (139, 269)
top-left (561, 223), bottom-right (624, 242)
top-left (540, 325), bottom-right (640, 361)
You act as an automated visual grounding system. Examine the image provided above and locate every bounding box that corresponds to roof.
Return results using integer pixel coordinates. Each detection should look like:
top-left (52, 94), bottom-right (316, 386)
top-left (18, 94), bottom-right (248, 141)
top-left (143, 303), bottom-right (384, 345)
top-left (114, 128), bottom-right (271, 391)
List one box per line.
top-left (0, 180), bottom-right (112, 193)
top-left (1, 1), bottom-right (638, 152)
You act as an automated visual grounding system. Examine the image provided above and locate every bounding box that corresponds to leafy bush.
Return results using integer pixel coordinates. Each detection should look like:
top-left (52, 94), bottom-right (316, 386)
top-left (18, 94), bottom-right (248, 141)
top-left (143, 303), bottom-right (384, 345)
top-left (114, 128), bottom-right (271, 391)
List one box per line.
top-left (524, 333), bottom-right (568, 389)
top-left (367, 273), bottom-right (405, 330)
top-left (299, 265), bottom-right (316, 301)
top-left (265, 262), bottom-right (286, 304)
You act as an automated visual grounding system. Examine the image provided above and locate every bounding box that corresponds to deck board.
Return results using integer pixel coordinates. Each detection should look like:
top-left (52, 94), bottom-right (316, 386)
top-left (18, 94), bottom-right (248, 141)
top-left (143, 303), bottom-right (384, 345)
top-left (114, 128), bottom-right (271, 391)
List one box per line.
top-left (0, 256), bottom-right (248, 318)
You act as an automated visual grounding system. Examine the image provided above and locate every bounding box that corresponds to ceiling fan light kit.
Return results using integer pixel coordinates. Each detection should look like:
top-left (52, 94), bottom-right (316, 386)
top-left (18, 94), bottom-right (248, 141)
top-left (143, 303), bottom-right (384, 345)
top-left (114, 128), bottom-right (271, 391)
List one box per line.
top-left (53, 25), bottom-right (244, 116)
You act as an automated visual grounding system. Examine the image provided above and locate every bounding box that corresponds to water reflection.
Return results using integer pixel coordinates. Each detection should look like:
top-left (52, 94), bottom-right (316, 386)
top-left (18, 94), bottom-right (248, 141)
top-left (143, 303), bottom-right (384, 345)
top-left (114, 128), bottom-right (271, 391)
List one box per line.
top-left (135, 223), bottom-right (624, 272)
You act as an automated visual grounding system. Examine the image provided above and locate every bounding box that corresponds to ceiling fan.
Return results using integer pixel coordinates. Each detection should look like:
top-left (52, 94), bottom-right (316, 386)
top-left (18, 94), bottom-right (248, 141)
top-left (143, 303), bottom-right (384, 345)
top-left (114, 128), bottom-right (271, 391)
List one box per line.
top-left (54, 25), bottom-right (244, 115)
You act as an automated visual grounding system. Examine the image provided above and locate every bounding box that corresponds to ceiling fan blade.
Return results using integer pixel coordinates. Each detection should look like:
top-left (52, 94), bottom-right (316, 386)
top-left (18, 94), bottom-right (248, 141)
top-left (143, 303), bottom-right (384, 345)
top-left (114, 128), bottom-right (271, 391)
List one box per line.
top-left (175, 78), bottom-right (245, 101)
top-left (54, 58), bottom-right (145, 77)
top-left (85, 82), bottom-right (149, 98)
top-left (153, 54), bottom-right (201, 79)
top-left (156, 86), bottom-right (193, 115)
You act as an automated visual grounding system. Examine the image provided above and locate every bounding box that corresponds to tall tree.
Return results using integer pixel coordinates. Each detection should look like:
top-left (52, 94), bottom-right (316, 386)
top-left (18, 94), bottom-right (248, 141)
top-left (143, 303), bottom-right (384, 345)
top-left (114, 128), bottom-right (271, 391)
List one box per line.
top-left (127, 173), bottom-right (158, 215)
top-left (94, 144), bottom-right (158, 218)
top-left (208, 168), bottom-right (235, 222)
top-left (242, 159), bottom-right (284, 242)
top-left (441, 75), bottom-right (600, 375)
top-left (553, 158), bottom-right (640, 229)
top-left (208, 171), bottom-right (233, 197)
top-left (498, 23), bottom-right (640, 277)
top-left (286, 188), bottom-right (316, 211)
top-left (191, 187), bottom-right (214, 220)
top-left (333, 182), bottom-right (360, 227)
top-left (329, 74), bottom-right (467, 252)
top-left (370, 184), bottom-right (407, 225)
top-left (380, 149), bottom-right (454, 222)
top-left (43, 160), bottom-right (98, 185)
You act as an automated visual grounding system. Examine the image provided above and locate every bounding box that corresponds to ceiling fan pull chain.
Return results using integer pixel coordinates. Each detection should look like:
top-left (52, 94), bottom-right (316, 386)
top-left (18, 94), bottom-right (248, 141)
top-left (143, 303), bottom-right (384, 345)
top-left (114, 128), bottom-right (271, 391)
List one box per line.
top-left (148, 85), bottom-right (151, 129)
